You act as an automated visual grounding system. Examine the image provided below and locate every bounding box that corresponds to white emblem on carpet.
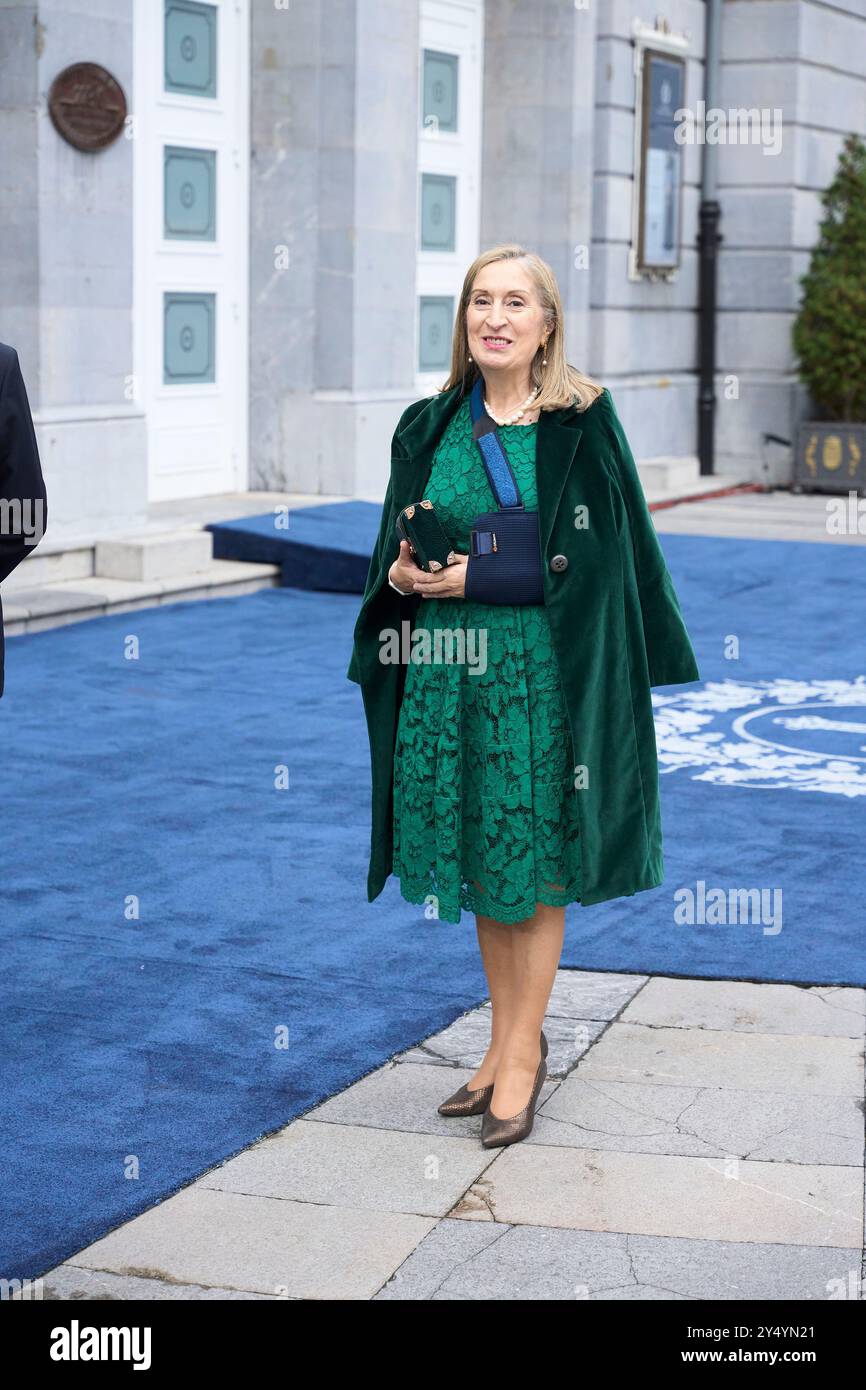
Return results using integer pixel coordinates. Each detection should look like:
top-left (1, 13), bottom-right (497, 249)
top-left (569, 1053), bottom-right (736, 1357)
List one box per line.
top-left (653, 678), bottom-right (866, 795)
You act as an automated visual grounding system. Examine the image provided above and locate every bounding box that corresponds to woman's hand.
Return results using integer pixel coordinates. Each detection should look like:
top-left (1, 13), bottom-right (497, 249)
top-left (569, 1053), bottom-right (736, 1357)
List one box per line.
top-left (411, 551), bottom-right (468, 600)
top-left (388, 540), bottom-right (424, 594)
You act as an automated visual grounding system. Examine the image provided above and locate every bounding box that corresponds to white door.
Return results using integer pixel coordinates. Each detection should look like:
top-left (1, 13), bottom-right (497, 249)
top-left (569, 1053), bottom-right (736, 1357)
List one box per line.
top-left (416, 0), bottom-right (483, 390)
top-left (134, 0), bottom-right (249, 501)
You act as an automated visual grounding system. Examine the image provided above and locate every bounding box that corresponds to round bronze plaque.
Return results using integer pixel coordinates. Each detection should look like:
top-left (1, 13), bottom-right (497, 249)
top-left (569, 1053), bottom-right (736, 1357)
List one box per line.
top-left (48, 62), bottom-right (127, 152)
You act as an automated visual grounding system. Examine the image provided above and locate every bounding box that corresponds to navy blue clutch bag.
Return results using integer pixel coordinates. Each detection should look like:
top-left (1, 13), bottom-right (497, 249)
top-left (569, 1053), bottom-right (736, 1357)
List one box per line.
top-left (463, 377), bottom-right (545, 606)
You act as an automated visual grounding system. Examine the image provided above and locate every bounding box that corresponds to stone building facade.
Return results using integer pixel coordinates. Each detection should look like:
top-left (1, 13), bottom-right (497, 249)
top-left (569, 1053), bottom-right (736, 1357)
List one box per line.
top-left (1, 0), bottom-right (863, 536)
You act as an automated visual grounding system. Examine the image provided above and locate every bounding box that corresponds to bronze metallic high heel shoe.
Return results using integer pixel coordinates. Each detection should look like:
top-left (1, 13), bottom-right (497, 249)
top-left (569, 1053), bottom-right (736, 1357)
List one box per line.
top-left (438, 1029), bottom-right (548, 1117)
top-left (480, 1043), bottom-right (548, 1148)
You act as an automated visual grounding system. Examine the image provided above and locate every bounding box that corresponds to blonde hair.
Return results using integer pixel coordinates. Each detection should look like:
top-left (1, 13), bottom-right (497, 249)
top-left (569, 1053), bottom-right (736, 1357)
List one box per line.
top-left (440, 243), bottom-right (603, 412)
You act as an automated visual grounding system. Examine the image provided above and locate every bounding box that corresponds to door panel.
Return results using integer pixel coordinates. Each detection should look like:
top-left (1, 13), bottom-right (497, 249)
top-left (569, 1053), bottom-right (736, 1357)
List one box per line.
top-left (416, 0), bottom-right (483, 386)
top-left (134, 0), bottom-right (249, 501)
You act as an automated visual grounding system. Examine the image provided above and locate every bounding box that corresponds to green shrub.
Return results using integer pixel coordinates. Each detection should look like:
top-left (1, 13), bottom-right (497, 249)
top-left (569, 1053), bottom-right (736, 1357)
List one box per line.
top-left (792, 133), bottom-right (866, 422)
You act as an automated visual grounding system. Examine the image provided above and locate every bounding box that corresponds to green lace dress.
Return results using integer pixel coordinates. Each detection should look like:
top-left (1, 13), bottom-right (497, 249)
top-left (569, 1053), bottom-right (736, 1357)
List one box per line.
top-left (392, 396), bottom-right (582, 924)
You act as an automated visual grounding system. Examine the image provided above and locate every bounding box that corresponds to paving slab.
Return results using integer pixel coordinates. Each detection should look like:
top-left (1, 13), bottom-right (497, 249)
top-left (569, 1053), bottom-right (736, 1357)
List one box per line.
top-left (306, 1057), bottom-right (559, 1136)
top-left (623, 977), bottom-right (866, 1037)
top-left (624, 1232), bottom-right (862, 1303)
top-left (394, 1006), bottom-right (508, 1068)
top-left (532, 1076), bottom-right (863, 1165)
top-left (395, 1004), bottom-right (606, 1076)
top-left (199, 1118), bottom-right (491, 1217)
top-left (464, 1144), bottom-right (862, 1248)
top-left (579, 1022), bottom-right (863, 1096)
top-left (545, 970), bottom-right (649, 1020)
top-left (22, 1265), bottom-right (285, 1300)
top-left (63, 1185), bottom-right (434, 1301)
top-left (373, 1216), bottom-right (509, 1299)
top-left (374, 1218), bottom-right (858, 1301)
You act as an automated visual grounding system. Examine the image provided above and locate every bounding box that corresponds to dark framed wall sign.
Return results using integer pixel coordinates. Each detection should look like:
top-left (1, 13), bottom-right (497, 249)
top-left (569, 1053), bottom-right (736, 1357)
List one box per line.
top-left (631, 45), bottom-right (686, 279)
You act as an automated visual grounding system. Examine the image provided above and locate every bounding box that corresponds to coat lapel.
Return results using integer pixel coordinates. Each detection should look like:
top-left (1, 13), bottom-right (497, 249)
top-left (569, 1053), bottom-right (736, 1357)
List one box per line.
top-left (536, 406), bottom-right (585, 554)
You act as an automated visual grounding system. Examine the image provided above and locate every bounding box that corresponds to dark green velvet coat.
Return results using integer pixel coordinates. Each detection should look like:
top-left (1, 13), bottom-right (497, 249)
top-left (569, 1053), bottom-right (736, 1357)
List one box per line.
top-left (347, 382), bottom-right (700, 909)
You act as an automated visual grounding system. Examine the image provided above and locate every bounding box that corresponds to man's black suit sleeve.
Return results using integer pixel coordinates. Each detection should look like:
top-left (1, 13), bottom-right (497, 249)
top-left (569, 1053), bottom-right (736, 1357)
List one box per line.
top-left (0, 348), bottom-right (47, 585)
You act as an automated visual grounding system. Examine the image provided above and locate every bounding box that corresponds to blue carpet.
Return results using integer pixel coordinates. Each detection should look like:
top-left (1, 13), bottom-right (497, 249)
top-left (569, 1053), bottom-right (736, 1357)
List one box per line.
top-left (207, 501), bottom-right (381, 591)
top-left (0, 530), bottom-right (863, 1280)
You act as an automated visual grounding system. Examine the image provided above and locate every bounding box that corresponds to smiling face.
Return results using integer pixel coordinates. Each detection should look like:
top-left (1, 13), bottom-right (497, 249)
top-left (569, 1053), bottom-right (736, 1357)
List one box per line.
top-left (465, 259), bottom-right (548, 383)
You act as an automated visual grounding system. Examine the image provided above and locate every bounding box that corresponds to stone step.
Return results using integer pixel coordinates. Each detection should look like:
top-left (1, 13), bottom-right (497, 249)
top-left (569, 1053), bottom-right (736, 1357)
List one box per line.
top-left (2, 542), bottom-right (94, 591)
top-left (636, 457), bottom-right (750, 502)
top-left (95, 528), bottom-right (215, 583)
top-left (3, 559), bottom-right (280, 635)
top-left (638, 456), bottom-right (701, 496)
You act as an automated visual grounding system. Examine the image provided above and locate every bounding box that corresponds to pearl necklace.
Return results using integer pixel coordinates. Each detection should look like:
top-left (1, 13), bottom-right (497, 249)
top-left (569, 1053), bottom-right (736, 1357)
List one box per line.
top-left (483, 385), bottom-right (540, 426)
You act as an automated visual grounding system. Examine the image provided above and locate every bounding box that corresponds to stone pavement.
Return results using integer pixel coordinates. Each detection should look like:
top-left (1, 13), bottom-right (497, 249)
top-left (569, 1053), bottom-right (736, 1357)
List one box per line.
top-left (652, 487), bottom-right (866, 546)
top-left (36, 972), bottom-right (865, 1301)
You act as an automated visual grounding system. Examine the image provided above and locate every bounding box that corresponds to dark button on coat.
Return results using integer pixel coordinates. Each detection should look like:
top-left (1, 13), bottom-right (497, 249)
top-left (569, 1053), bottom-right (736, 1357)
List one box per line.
top-left (347, 383), bottom-right (700, 908)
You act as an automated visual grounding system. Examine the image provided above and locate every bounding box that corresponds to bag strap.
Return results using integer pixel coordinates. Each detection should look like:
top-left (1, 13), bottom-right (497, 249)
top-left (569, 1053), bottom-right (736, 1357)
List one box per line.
top-left (468, 377), bottom-right (524, 511)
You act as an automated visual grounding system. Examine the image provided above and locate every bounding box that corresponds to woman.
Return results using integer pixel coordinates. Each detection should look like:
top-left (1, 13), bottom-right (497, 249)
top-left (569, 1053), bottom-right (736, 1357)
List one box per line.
top-left (347, 244), bottom-right (699, 1149)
